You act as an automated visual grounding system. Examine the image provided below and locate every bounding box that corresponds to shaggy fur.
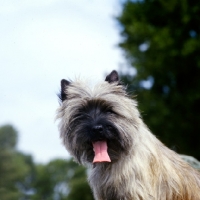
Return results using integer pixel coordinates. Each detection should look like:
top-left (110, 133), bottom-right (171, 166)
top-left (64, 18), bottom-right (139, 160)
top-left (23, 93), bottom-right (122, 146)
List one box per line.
top-left (56, 70), bottom-right (200, 200)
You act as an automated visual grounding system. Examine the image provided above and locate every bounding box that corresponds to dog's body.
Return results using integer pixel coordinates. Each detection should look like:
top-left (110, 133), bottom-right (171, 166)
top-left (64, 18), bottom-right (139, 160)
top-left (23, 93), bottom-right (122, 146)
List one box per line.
top-left (56, 70), bottom-right (200, 200)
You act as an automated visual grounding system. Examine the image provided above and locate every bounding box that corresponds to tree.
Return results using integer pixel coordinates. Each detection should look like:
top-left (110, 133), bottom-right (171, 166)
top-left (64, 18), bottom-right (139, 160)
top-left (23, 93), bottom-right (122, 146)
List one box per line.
top-left (0, 125), bottom-right (35, 200)
top-left (67, 161), bottom-right (94, 200)
top-left (31, 158), bottom-right (93, 200)
top-left (117, 0), bottom-right (200, 159)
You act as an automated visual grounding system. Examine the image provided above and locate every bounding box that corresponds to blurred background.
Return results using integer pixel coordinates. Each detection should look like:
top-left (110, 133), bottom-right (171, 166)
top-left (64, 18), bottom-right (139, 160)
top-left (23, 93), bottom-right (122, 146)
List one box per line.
top-left (1, 0), bottom-right (200, 199)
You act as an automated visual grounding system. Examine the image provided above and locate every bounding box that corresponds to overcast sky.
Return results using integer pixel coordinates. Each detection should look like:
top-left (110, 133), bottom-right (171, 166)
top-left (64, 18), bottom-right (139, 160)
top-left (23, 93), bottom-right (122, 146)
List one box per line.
top-left (0, 0), bottom-right (128, 163)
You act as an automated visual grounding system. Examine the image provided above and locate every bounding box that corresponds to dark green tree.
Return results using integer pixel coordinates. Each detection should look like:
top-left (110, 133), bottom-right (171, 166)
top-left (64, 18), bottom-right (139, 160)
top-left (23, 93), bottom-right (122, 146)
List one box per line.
top-left (31, 158), bottom-right (93, 200)
top-left (0, 125), bottom-right (35, 200)
top-left (117, 0), bottom-right (200, 159)
top-left (67, 162), bottom-right (94, 200)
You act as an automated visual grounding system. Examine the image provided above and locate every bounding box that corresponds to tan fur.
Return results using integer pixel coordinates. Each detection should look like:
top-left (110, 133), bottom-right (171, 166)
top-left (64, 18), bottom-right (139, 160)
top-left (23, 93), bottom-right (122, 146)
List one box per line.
top-left (56, 78), bottom-right (200, 200)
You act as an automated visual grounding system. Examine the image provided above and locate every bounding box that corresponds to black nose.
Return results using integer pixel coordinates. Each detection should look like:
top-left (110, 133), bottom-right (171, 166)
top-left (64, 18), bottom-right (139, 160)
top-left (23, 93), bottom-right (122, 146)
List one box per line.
top-left (92, 125), bottom-right (103, 133)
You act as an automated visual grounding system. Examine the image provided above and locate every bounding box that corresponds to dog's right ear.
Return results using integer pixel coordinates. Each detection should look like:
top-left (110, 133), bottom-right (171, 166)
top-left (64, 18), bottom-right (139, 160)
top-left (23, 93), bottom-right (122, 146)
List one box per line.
top-left (105, 70), bottom-right (119, 83)
top-left (59, 79), bottom-right (70, 101)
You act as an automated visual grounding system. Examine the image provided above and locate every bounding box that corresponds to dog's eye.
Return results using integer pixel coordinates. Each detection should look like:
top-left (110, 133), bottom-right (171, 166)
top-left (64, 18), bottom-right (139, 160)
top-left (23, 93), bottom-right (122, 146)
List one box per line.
top-left (106, 109), bottom-right (116, 115)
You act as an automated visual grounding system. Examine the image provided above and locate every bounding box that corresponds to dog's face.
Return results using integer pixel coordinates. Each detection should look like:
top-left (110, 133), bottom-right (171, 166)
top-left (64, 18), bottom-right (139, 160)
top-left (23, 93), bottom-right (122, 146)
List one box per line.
top-left (57, 71), bottom-right (139, 165)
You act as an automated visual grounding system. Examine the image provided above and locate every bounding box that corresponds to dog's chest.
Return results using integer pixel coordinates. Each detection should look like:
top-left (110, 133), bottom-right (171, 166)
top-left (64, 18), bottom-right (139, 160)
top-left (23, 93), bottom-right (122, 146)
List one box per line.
top-left (89, 167), bottom-right (133, 200)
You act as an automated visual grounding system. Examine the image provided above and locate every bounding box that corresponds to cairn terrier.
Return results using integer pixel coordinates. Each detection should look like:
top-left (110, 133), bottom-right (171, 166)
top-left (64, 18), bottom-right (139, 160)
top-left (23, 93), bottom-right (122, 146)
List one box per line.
top-left (56, 70), bottom-right (200, 200)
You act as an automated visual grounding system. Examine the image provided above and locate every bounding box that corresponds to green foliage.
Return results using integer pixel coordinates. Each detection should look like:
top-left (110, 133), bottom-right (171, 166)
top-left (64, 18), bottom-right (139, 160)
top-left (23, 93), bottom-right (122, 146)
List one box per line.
top-left (117, 0), bottom-right (200, 159)
top-left (31, 159), bottom-right (93, 200)
top-left (0, 125), bottom-right (18, 149)
top-left (67, 164), bottom-right (94, 200)
top-left (0, 125), bottom-right (35, 200)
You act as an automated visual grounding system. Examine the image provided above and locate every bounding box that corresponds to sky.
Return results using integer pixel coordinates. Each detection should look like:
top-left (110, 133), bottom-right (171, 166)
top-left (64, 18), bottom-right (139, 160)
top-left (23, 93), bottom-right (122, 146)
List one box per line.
top-left (0, 0), bottom-right (128, 163)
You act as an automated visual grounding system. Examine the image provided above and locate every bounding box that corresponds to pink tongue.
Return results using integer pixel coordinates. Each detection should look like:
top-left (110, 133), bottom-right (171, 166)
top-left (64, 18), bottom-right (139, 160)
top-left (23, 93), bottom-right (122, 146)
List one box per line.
top-left (92, 141), bottom-right (111, 163)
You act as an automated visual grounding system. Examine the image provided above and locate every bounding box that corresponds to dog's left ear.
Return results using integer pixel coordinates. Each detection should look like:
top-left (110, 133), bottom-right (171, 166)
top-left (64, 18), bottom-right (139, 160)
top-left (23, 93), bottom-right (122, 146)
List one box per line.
top-left (59, 79), bottom-right (70, 101)
top-left (105, 70), bottom-right (119, 83)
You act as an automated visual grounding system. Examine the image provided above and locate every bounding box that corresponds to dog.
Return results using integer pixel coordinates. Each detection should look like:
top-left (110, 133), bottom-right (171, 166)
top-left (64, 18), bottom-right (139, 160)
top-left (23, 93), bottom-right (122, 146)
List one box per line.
top-left (56, 70), bottom-right (200, 200)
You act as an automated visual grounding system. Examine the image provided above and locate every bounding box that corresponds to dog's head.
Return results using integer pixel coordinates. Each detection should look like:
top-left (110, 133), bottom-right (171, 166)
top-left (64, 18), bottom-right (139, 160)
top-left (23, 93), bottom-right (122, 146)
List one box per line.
top-left (56, 70), bottom-right (140, 165)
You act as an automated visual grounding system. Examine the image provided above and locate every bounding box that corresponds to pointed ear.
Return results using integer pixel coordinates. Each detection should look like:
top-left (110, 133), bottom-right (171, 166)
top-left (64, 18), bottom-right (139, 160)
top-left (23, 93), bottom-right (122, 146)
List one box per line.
top-left (59, 79), bottom-right (70, 101)
top-left (105, 70), bottom-right (119, 83)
